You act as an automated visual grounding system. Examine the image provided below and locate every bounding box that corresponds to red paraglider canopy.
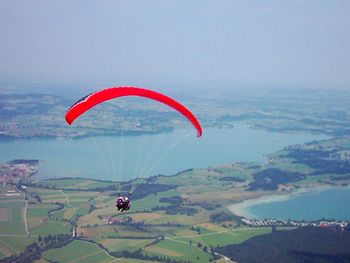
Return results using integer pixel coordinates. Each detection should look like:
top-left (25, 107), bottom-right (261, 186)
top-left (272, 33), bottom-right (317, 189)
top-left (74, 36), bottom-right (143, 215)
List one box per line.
top-left (65, 87), bottom-right (202, 137)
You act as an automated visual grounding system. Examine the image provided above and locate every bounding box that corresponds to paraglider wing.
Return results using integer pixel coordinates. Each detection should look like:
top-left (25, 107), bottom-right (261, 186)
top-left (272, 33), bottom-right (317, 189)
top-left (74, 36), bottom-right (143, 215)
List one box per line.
top-left (65, 87), bottom-right (202, 137)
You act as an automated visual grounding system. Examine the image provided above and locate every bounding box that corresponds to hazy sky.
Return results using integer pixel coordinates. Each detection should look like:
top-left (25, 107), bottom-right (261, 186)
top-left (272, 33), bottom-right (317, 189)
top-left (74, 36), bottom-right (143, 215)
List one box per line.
top-left (0, 0), bottom-right (349, 89)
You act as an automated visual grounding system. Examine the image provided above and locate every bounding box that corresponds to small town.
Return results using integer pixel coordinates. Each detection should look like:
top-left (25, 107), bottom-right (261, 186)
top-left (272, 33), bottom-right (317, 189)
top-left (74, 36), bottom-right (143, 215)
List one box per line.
top-left (241, 218), bottom-right (349, 229)
top-left (0, 159), bottom-right (38, 185)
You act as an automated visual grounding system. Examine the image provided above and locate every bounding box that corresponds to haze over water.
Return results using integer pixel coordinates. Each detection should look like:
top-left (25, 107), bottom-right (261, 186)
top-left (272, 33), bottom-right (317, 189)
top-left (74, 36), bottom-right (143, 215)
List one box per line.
top-left (0, 123), bottom-right (327, 181)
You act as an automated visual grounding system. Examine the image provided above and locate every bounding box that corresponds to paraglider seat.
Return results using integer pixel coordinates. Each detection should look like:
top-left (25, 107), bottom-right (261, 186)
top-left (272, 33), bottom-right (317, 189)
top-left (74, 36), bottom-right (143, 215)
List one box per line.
top-left (116, 196), bottom-right (131, 212)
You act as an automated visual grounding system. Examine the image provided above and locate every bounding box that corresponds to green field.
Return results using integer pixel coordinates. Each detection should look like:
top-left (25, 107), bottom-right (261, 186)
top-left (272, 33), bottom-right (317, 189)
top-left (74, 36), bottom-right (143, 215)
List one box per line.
top-left (144, 238), bottom-right (211, 262)
top-left (30, 219), bottom-right (71, 235)
top-left (297, 174), bottom-right (335, 185)
top-left (42, 239), bottom-right (117, 263)
top-left (0, 185), bottom-right (7, 194)
top-left (131, 209), bottom-right (211, 225)
top-left (0, 222), bottom-right (26, 235)
top-left (27, 203), bottom-right (59, 217)
top-left (38, 178), bottom-right (113, 190)
top-left (0, 200), bottom-right (26, 235)
top-left (100, 238), bottom-right (155, 253)
top-left (175, 227), bottom-right (272, 247)
top-left (0, 236), bottom-right (36, 259)
top-left (268, 158), bottom-right (315, 174)
top-left (28, 187), bottom-right (98, 222)
top-left (132, 189), bottom-right (179, 212)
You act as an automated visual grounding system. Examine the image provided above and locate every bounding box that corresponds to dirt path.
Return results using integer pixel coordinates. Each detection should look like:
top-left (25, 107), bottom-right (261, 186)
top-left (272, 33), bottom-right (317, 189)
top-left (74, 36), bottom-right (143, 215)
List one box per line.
top-left (49, 202), bottom-right (66, 215)
top-left (60, 189), bottom-right (75, 208)
top-left (165, 236), bottom-right (234, 263)
top-left (75, 240), bottom-right (123, 263)
top-left (24, 200), bottom-right (29, 236)
top-left (90, 241), bottom-right (117, 258)
top-left (0, 238), bottom-right (19, 255)
top-left (49, 189), bottom-right (74, 216)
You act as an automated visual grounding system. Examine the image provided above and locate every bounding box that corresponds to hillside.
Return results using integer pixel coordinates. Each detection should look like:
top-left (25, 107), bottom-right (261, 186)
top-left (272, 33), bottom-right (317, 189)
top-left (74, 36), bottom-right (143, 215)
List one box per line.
top-left (1, 136), bottom-right (350, 262)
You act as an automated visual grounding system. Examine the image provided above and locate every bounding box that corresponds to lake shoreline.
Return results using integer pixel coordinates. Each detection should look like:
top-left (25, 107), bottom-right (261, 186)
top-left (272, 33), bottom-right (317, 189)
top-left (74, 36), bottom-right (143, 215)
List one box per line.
top-left (1, 124), bottom-right (327, 180)
top-left (227, 185), bottom-right (350, 221)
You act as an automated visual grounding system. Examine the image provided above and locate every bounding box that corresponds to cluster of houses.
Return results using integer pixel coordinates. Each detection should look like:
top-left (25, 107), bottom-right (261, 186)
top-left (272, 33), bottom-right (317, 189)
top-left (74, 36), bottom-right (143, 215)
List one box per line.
top-left (101, 216), bottom-right (136, 225)
top-left (0, 161), bottom-right (37, 185)
top-left (241, 218), bottom-right (348, 229)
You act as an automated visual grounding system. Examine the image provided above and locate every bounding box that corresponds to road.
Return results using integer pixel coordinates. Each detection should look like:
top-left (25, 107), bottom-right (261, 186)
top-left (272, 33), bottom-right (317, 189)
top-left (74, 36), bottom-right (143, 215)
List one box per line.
top-left (24, 199), bottom-right (29, 236)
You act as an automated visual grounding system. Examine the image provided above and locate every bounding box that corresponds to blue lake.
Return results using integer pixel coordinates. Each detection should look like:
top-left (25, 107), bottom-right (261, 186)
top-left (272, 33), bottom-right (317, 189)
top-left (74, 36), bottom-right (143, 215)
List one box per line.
top-left (229, 187), bottom-right (350, 221)
top-left (0, 124), bottom-right (327, 181)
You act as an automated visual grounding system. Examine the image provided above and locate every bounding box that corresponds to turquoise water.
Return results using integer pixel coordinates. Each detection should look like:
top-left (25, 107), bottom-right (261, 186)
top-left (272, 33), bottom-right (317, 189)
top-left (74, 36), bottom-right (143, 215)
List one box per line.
top-left (0, 124), bottom-right (327, 181)
top-left (235, 187), bottom-right (350, 221)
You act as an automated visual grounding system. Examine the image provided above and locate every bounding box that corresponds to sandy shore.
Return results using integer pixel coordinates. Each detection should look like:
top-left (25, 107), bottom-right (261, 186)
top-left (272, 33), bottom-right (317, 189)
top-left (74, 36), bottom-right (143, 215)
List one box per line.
top-left (227, 185), bottom-right (344, 219)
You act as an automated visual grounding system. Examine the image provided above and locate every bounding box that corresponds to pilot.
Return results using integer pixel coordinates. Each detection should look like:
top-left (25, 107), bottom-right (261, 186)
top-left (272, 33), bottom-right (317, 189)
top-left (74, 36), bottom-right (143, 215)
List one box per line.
top-left (116, 196), bottom-right (131, 212)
